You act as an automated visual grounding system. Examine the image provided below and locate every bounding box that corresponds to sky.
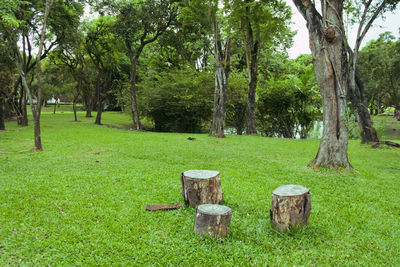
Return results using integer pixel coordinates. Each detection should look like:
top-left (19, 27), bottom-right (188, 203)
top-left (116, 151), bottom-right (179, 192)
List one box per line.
top-left (286, 1), bottom-right (400, 58)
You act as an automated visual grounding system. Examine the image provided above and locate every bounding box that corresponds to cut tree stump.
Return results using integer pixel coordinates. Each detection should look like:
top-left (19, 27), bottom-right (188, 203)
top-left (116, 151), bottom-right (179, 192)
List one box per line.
top-left (194, 204), bottom-right (232, 237)
top-left (181, 170), bottom-right (224, 207)
top-left (270, 184), bottom-right (311, 232)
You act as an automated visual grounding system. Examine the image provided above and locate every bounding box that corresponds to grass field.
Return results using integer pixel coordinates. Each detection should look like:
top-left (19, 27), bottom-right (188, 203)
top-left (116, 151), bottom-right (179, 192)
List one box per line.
top-left (1, 112), bottom-right (400, 265)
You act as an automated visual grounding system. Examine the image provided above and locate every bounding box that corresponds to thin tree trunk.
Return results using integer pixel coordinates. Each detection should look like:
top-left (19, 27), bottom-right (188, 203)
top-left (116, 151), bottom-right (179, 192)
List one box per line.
top-left (53, 101), bottom-right (56, 114)
top-left (210, 19), bottom-right (231, 138)
top-left (129, 49), bottom-right (141, 130)
top-left (394, 108), bottom-right (400, 121)
top-left (293, 0), bottom-right (351, 168)
top-left (246, 50), bottom-right (258, 135)
top-left (18, 84), bottom-right (28, 126)
top-left (94, 73), bottom-right (102, 125)
top-left (85, 93), bottom-right (93, 117)
top-left (241, 5), bottom-right (258, 135)
top-left (349, 67), bottom-right (379, 143)
top-left (0, 97), bottom-right (5, 130)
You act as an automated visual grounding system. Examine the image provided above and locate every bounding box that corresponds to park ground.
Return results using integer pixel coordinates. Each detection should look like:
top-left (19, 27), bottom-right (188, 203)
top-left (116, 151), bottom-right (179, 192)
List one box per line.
top-left (1, 109), bottom-right (400, 265)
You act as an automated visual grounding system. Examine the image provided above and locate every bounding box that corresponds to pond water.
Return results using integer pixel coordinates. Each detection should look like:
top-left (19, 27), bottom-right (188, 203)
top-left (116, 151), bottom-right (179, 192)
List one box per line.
top-left (224, 118), bottom-right (400, 140)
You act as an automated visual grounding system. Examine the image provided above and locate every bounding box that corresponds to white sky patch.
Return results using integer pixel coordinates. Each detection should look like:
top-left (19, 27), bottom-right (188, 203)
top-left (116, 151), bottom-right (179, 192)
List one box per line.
top-left (286, 0), bottom-right (400, 58)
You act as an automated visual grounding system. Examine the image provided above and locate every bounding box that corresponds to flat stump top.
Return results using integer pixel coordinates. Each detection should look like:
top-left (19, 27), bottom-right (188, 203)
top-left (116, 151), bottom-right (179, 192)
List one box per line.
top-left (183, 170), bottom-right (219, 179)
top-left (272, 184), bottom-right (309, 197)
top-left (197, 204), bottom-right (232, 215)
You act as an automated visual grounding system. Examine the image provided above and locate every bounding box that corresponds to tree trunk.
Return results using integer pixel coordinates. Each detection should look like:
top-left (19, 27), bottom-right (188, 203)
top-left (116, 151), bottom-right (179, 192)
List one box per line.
top-left (347, 54), bottom-right (379, 144)
top-left (94, 74), bottom-right (102, 125)
top-left (270, 184), bottom-right (311, 232)
top-left (394, 108), bottom-right (400, 121)
top-left (17, 85), bottom-right (28, 126)
top-left (53, 101), bottom-right (56, 114)
top-left (181, 170), bottom-right (224, 207)
top-left (246, 46), bottom-right (258, 135)
top-left (236, 126), bottom-right (243, 135)
top-left (73, 102), bottom-right (78, 122)
top-left (210, 19), bottom-right (231, 138)
top-left (194, 204), bottom-right (232, 237)
top-left (85, 93), bottom-right (93, 118)
top-left (0, 97), bottom-right (5, 130)
top-left (293, 0), bottom-right (351, 168)
top-left (129, 50), bottom-right (141, 130)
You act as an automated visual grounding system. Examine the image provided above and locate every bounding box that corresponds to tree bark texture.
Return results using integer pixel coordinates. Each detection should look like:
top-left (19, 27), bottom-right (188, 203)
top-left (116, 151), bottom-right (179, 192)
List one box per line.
top-left (293, 0), bottom-right (351, 168)
top-left (0, 97), bottom-right (5, 130)
top-left (394, 108), bottom-right (400, 121)
top-left (241, 3), bottom-right (258, 135)
top-left (270, 184), bottom-right (311, 232)
top-left (210, 19), bottom-right (231, 138)
top-left (348, 67), bottom-right (379, 143)
top-left (94, 72), bottom-right (102, 125)
top-left (181, 170), bottom-right (224, 207)
top-left (129, 50), bottom-right (142, 130)
top-left (194, 204), bottom-right (232, 237)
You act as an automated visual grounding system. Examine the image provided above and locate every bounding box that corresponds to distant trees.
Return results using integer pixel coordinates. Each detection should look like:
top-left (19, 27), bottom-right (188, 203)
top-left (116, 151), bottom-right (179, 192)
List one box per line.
top-left (228, 0), bottom-right (293, 135)
top-left (358, 33), bottom-right (400, 121)
top-left (115, 0), bottom-right (178, 130)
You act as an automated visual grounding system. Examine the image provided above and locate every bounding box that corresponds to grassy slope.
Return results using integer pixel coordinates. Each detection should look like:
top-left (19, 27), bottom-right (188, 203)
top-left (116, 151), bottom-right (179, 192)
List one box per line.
top-left (1, 112), bottom-right (399, 266)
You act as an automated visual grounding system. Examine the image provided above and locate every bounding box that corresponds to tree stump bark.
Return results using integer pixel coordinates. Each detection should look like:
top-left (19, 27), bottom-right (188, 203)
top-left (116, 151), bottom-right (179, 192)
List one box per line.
top-left (270, 184), bottom-right (311, 232)
top-left (181, 170), bottom-right (224, 207)
top-left (194, 204), bottom-right (232, 237)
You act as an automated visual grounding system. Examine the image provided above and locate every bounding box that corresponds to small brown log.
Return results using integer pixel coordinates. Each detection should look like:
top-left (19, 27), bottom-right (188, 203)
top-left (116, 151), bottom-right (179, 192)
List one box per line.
top-left (385, 141), bottom-right (400, 148)
top-left (181, 170), bottom-right (224, 207)
top-left (194, 204), bottom-right (232, 237)
top-left (146, 203), bottom-right (182, 211)
top-left (270, 184), bottom-right (311, 232)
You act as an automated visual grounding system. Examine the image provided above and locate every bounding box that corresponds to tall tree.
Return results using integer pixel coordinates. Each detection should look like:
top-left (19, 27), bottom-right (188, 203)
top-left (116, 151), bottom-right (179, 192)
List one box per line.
top-left (115, 0), bottom-right (178, 130)
top-left (209, 2), bottom-right (231, 138)
top-left (229, 0), bottom-right (293, 134)
top-left (345, 0), bottom-right (399, 143)
top-left (358, 33), bottom-right (400, 121)
top-left (293, 0), bottom-right (351, 168)
top-left (84, 16), bottom-right (119, 125)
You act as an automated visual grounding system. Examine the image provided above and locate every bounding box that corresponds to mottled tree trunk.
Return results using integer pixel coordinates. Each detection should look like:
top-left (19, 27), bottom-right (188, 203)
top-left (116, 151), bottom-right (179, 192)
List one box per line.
top-left (129, 50), bottom-right (141, 130)
top-left (94, 73), bottom-right (102, 125)
top-left (17, 85), bottom-right (28, 126)
top-left (293, 0), bottom-right (351, 168)
top-left (241, 4), bottom-right (258, 135)
top-left (0, 97), bottom-right (5, 130)
top-left (349, 67), bottom-right (379, 143)
top-left (210, 19), bottom-right (231, 138)
top-left (394, 108), bottom-right (400, 121)
top-left (246, 44), bottom-right (258, 135)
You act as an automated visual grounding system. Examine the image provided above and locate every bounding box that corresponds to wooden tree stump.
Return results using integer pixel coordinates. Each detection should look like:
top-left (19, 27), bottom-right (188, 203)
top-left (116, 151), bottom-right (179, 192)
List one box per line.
top-left (270, 184), bottom-right (311, 232)
top-left (181, 170), bottom-right (224, 207)
top-left (194, 204), bottom-right (232, 237)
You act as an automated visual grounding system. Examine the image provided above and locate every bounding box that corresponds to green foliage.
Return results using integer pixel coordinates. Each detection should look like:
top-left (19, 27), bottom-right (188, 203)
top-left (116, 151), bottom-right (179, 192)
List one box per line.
top-left (358, 33), bottom-right (400, 114)
top-left (257, 71), bottom-right (320, 138)
top-left (138, 67), bottom-right (214, 132)
top-left (226, 72), bottom-right (248, 134)
top-left (1, 112), bottom-right (400, 265)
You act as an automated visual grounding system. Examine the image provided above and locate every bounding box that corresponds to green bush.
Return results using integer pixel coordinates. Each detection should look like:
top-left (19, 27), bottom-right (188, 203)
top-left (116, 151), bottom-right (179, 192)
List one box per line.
top-left (138, 68), bottom-right (214, 132)
top-left (257, 74), bottom-right (320, 138)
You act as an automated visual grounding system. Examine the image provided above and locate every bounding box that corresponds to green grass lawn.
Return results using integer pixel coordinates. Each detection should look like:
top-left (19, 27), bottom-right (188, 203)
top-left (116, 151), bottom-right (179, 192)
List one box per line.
top-left (1, 112), bottom-right (400, 265)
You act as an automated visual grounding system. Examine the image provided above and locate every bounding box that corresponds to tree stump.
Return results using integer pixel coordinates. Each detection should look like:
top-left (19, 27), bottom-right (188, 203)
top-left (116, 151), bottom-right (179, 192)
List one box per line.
top-left (194, 204), bottom-right (232, 237)
top-left (270, 184), bottom-right (311, 232)
top-left (181, 170), bottom-right (224, 207)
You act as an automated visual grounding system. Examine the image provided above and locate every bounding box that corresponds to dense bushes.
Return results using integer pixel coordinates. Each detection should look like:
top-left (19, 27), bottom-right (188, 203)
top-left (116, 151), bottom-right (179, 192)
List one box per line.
top-left (257, 71), bottom-right (320, 138)
top-left (138, 68), bottom-right (214, 132)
